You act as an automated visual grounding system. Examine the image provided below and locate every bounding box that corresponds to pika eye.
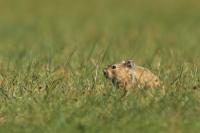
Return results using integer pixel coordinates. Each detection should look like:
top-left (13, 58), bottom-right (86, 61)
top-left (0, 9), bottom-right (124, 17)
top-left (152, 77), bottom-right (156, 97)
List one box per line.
top-left (112, 65), bottom-right (116, 69)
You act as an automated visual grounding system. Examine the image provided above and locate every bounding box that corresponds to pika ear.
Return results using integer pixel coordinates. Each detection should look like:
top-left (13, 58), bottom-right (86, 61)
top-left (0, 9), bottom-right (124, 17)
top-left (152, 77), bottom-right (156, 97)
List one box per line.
top-left (124, 60), bottom-right (134, 68)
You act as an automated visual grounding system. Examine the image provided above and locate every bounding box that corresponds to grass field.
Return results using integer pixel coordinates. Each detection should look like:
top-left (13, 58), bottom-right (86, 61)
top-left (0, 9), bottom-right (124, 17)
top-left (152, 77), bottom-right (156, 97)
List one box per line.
top-left (0, 0), bottom-right (200, 132)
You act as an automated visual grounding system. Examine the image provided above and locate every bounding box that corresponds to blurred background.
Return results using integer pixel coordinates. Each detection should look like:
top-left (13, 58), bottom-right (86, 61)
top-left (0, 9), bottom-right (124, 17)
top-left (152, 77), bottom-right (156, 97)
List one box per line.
top-left (0, 0), bottom-right (199, 65)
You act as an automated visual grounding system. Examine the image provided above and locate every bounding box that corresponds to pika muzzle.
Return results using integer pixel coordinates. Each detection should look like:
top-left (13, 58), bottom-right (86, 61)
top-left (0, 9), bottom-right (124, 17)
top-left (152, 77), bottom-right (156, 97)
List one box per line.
top-left (103, 69), bottom-right (107, 76)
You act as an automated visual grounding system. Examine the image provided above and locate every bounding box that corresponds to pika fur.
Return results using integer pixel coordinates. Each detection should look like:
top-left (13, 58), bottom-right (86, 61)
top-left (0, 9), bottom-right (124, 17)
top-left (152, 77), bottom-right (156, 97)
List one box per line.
top-left (103, 60), bottom-right (160, 90)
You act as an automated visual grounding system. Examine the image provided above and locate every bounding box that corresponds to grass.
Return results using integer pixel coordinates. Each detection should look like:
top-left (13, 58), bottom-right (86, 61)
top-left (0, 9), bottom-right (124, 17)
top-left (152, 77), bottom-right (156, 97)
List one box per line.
top-left (0, 0), bottom-right (200, 132)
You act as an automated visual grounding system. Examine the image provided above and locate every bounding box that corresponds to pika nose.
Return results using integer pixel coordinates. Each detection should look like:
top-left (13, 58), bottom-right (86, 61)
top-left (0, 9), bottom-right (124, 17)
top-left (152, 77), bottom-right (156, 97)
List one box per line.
top-left (103, 69), bottom-right (107, 76)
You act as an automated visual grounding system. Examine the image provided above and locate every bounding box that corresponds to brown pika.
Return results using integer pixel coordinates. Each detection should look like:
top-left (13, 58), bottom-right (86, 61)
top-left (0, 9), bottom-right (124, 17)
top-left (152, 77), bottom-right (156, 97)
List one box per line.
top-left (103, 60), bottom-right (161, 90)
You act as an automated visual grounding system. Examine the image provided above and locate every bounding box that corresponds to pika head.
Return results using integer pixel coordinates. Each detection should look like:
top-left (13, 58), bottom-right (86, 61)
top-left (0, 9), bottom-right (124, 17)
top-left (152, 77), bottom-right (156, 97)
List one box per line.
top-left (103, 60), bottom-right (136, 88)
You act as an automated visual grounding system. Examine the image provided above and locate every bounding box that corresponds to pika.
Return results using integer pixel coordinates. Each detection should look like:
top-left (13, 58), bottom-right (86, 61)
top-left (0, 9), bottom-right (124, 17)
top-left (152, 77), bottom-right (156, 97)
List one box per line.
top-left (103, 60), bottom-right (160, 90)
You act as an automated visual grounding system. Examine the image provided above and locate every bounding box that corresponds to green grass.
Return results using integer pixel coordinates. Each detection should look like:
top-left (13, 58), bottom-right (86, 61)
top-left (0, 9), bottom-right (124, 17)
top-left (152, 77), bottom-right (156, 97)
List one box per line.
top-left (0, 0), bottom-right (200, 132)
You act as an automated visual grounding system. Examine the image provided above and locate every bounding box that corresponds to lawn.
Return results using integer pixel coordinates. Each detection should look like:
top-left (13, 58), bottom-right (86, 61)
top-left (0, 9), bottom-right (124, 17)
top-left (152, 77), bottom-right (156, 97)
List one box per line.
top-left (0, 0), bottom-right (200, 133)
